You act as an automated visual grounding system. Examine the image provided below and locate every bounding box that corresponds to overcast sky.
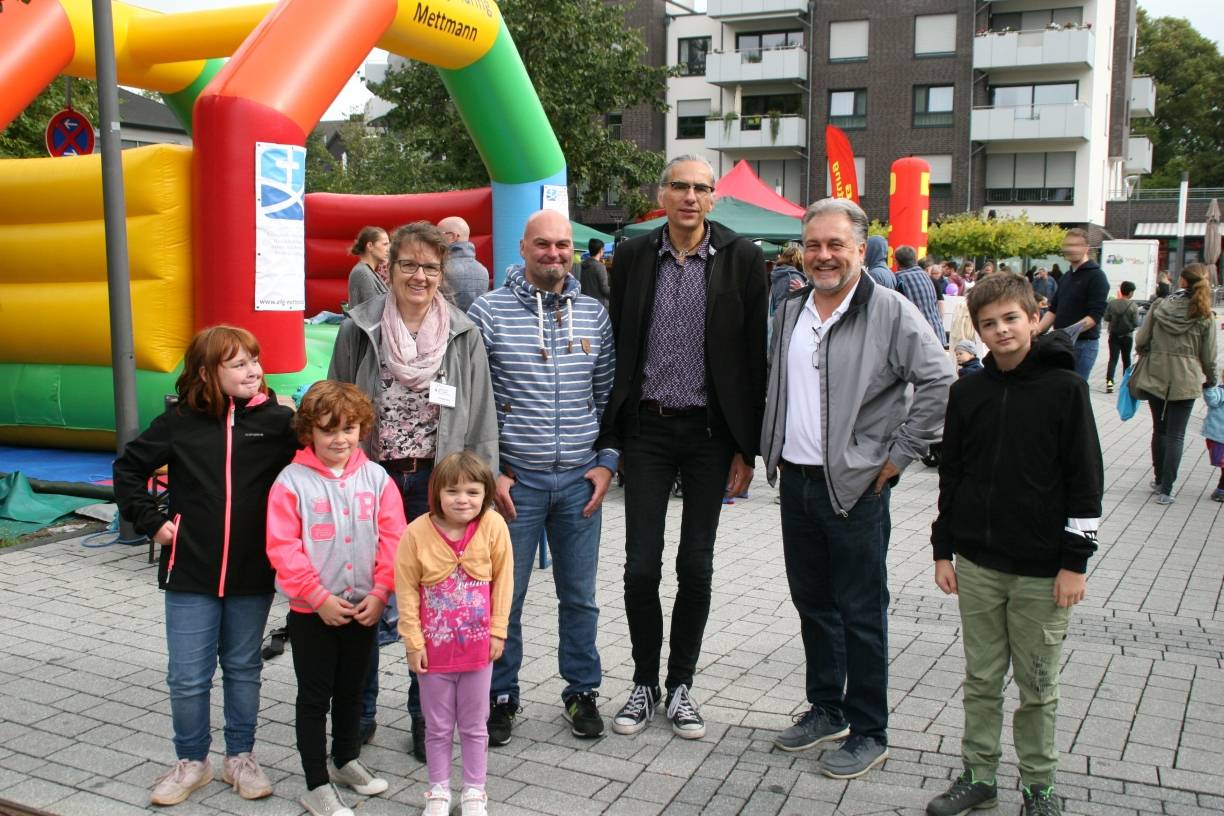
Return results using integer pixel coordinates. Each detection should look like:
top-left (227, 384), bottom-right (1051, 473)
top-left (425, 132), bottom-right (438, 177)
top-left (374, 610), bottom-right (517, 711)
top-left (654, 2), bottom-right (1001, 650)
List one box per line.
top-left (128, 0), bottom-right (1220, 121)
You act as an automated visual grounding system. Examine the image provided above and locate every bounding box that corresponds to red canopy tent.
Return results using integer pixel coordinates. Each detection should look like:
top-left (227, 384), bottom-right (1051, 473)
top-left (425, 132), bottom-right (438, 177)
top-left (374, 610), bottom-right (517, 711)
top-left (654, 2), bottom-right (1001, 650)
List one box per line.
top-left (634, 160), bottom-right (804, 222)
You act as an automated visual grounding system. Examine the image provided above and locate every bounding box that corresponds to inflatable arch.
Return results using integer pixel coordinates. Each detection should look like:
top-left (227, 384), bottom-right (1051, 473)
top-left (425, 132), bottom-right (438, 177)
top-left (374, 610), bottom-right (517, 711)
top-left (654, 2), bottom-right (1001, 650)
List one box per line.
top-left (0, 0), bottom-right (565, 448)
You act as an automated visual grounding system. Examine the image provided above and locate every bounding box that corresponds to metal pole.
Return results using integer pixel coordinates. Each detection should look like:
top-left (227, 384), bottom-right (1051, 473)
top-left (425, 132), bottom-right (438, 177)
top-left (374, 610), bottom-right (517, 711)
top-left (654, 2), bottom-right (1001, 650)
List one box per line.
top-left (1174, 171), bottom-right (1189, 277)
top-left (93, 0), bottom-right (141, 542)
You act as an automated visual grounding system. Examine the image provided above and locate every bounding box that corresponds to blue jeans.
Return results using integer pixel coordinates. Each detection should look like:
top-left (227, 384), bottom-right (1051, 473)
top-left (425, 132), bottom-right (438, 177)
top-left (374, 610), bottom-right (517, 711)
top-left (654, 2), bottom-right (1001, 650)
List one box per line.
top-left (779, 466), bottom-right (890, 741)
top-left (1071, 337), bottom-right (1099, 381)
top-left (362, 463), bottom-right (431, 724)
top-left (164, 591), bottom-right (273, 760)
top-left (491, 477), bottom-right (603, 703)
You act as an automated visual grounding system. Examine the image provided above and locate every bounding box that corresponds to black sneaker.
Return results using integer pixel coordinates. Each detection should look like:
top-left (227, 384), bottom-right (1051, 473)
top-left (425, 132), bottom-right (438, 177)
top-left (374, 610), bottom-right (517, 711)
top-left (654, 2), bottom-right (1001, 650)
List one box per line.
top-left (1105, 379), bottom-right (1114, 393)
top-left (612, 684), bottom-right (660, 735)
top-left (487, 696), bottom-right (519, 746)
top-left (773, 706), bottom-right (850, 752)
top-left (926, 769), bottom-right (998, 816)
top-left (665, 684), bottom-right (705, 739)
top-left (1022, 784), bottom-right (1060, 816)
top-left (410, 715), bottom-right (426, 762)
top-left (563, 692), bottom-right (605, 738)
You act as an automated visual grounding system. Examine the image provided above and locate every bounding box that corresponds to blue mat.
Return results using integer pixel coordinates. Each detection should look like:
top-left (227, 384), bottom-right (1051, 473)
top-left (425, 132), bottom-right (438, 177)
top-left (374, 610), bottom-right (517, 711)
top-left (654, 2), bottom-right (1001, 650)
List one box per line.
top-left (0, 446), bottom-right (116, 485)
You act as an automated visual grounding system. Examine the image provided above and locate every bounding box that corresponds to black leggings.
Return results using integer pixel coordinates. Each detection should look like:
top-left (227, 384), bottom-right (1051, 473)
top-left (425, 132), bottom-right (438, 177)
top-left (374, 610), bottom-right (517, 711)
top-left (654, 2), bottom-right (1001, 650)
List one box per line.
top-left (1106, 334), bottom-right (1133, 382)
top-left (1146, 395), bottom-right (1195, 495)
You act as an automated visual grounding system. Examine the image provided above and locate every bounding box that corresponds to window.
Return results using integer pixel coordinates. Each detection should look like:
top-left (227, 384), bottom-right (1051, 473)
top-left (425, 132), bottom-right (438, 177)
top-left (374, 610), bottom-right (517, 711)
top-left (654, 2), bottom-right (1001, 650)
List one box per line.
top-left (677, 37), bottom-right (710, 76)
top-left (826, 156), bottom-right (867, 198)
top-left (914, 13), bottom-right (957, 56)
top-left (740, 93), bottom-right (802, 130)
top-left (737, 30), bottom-right (804, 62)
top-left (985, 152), bottom-right (1075, 204)
top-left (829, 20), bottom-right (868, 62)
top-left (605, 111), bottom-right (622, 140)
top-left (914, 154), bottom-right (953, 197)
top-left (829, 89), bottom-right (867, 130)
top-left (990, 82), bottom-right (1077, 113)
top-left (913, 85), bottom-right (954, 127)
top-left (990, 7), bottom-right (1082, 31)
top-left (676, 99), bottom-right (710, 140)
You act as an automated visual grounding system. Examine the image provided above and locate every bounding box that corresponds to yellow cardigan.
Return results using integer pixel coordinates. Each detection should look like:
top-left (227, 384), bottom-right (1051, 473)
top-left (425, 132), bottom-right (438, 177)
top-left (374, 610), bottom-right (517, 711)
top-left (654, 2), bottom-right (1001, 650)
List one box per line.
top-left (394, 510), bottom-right (513, 654)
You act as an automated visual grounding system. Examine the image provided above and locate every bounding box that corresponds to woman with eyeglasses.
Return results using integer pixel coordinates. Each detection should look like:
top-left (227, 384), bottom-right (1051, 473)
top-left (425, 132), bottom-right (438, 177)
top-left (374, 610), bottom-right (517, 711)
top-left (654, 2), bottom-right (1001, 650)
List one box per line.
top-left (328, 220), bottom-right (498, 763)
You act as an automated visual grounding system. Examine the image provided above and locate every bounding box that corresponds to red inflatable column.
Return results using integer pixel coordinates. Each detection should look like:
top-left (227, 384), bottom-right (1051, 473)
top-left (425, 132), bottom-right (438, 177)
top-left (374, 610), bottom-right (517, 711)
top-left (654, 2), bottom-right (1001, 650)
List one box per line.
top-left (888, 157), bottom-right (931, 270)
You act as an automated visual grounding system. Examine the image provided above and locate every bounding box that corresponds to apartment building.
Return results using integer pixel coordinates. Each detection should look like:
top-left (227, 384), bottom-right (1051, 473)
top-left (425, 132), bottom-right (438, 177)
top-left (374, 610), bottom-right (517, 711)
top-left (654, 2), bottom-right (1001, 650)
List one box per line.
top-left (663, 0), bottom-right (1154, 235)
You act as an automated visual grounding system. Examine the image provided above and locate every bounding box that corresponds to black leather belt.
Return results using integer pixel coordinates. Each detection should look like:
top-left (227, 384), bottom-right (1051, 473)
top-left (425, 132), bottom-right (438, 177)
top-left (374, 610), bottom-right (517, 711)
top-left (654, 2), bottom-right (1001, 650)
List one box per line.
top-left (781, 459), bottom-right (824, 480)
top-left (640, 400), bottom-right (705, 418)
top-left (381, 456), bottom-right (434, 473)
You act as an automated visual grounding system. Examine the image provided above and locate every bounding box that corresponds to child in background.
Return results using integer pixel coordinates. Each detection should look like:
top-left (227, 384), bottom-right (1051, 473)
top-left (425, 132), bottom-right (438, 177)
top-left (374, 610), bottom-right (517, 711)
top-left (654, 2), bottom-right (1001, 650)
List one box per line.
top-left (1103, 281), bottom-right (1139, 393)
top-left (929, 274), bottom-right (1103, 816)
top-left (266, 381), bottom-right (407, 816)
top-left (1200, 369), bottom-right (1224, 502)
top-left (1035, 293), bottom-right (1050, 320)
top-left (113, 325), bottom-right (297, 807)
top-left (953, 340), bottom-right (984, 378)
top-left (397, 451), bottom-right (513, 816)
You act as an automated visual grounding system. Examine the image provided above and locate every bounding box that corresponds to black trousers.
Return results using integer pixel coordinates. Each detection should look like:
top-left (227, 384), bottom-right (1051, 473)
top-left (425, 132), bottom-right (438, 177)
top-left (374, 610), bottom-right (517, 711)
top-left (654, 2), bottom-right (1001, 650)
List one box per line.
top-left (1146, 395), bottom-right (1195, 495)
top-left (622, 410), bottom-right (735, 691)
top-left (287, 612), bottom-right (376, 790)
top-left (1106, 334), bottom-right (1133, 382)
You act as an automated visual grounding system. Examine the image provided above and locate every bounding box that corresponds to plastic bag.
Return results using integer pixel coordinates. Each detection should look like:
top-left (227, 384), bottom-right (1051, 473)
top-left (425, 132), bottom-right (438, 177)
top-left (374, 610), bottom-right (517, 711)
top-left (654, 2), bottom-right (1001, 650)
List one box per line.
top-left (1117, 365), bottom-right (1138, 421)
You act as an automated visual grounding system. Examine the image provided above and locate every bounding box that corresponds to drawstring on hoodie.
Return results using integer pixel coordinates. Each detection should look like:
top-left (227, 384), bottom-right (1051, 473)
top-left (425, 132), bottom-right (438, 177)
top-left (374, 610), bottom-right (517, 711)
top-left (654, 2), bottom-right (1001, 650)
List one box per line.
top-left (536, 291), bottom-right (548, 360)
top-left (534, 291), bottom-right (576, 358)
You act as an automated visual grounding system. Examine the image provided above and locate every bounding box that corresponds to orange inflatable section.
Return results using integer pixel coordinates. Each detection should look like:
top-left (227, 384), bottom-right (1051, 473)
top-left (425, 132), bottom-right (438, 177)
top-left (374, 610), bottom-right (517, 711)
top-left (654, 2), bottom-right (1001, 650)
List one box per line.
top-left (0, 0), bottom-right (75, 129)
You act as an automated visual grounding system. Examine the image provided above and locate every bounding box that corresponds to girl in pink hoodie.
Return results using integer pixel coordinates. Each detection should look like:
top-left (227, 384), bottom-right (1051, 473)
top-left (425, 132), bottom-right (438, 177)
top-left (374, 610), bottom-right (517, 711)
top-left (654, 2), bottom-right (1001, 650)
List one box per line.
top-left (266, 382), bottom-right (407, 816)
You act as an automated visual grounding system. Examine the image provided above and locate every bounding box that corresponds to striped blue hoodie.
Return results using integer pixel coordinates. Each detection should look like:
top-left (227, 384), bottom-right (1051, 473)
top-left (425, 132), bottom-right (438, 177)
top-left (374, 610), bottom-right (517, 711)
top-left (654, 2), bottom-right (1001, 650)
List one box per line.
top-left (467, 267), bottom-right (617, 489)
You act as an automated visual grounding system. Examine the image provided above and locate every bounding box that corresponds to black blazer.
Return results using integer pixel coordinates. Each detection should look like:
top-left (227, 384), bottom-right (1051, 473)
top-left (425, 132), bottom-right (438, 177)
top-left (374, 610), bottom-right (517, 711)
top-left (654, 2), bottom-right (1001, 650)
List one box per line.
top-left (597, 220), bottom-right (767, 460)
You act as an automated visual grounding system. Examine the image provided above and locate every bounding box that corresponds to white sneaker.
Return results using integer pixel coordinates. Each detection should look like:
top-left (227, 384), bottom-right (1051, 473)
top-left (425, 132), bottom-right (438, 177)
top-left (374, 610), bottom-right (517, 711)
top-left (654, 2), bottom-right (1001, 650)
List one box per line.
top-left (150, 759), bottom-right (213, 806)
top-left (301, 782), bottom-right (354, 816)
top-left (331, 758), bottom-right (388, 795)
top-left (423, 783), bottom-right (452, 816)
top-left (222, 752), bottom-right (273, 799)
top-left (461, 787), bottom-right (489, 816)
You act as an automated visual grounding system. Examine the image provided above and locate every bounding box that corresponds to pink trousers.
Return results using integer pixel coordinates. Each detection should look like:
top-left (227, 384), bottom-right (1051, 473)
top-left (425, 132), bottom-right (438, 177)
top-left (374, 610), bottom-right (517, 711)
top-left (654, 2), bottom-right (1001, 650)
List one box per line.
top-left (417, 664), bottom-right (491, 788)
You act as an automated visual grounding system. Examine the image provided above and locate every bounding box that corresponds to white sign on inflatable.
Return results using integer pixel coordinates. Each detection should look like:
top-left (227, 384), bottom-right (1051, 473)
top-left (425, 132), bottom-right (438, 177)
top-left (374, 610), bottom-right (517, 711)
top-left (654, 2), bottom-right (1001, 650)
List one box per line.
top-left (253, 142), bottom-right (307, 311)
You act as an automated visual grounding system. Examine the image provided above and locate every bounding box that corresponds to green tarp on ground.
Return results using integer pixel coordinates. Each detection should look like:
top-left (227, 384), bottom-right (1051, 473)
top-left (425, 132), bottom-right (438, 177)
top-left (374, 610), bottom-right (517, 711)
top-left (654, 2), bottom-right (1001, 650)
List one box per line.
top-left (619, 196), bottom-right (802, 244)
top-left (0, 472), bottom-right (95, 538)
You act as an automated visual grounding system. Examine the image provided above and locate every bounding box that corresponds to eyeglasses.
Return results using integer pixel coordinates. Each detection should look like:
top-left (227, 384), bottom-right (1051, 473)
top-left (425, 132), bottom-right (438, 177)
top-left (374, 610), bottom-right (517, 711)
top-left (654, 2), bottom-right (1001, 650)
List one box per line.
top-left (395, 259), bottom-right (443, 277)
top-left (666, 181), bottom-right (715, 197)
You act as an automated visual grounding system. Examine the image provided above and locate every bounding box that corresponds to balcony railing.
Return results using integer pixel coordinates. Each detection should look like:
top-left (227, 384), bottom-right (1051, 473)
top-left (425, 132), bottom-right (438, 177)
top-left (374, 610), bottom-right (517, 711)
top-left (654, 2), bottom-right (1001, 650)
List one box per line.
top-left (973, 26), bottom-right (1095, 71)
top-left (707, 0), bottom-right (808, 21)
top-left (970, 101), bottom-right (1090, 141)
top-left (705, 45), bottom-right (807, 85)
top-left (1125, 135), bottom-right (1153, 175)
top-left (1130, 75), bottom-right (1156, 118)
top-left (1128, 187), bottom-right (1224, 201)
top-left (705, 114), bottom-right (806, 151)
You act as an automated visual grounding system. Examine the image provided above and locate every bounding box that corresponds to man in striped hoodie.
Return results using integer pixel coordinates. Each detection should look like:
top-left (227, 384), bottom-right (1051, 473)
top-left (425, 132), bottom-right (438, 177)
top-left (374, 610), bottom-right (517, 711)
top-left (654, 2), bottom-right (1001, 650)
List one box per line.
top-left (467, 209), bottom-right (618, 745)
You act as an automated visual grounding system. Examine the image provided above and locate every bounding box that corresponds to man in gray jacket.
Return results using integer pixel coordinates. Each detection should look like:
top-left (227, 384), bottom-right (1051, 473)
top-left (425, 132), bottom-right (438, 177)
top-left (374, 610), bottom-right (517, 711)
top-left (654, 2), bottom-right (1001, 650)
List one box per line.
top-left (762, 198), bottom-right (953, 780)
top-left (439, 215), bottom-right (491, 311)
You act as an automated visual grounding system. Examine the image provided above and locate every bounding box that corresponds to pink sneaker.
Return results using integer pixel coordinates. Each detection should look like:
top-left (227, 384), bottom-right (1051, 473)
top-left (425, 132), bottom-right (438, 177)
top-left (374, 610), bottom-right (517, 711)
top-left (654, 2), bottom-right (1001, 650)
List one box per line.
top-left (150, 759), bottom-right (213, 806)
top-left (222, 752), bottom-right (273, 800)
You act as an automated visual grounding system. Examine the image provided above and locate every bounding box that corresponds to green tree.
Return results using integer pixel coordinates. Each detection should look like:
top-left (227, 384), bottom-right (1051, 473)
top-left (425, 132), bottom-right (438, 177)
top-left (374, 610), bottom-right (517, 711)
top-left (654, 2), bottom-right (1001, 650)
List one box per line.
top-left (1132, 8), bottom-right (1224, 188)
top-left (306, 122), bottom-right (444, 195)
top-left (370, 0), bottom-right (671, 216)
top-left (928, 213), bottom-right (1064, 260)
top-left (0, 78), bottom-right (98, 159)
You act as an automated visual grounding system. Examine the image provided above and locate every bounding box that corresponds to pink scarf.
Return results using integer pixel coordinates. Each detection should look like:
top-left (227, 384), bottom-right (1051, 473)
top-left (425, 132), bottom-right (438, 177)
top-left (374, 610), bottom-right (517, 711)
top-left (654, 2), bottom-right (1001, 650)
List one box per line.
top-left (380, 292), bottom-right (450, 390)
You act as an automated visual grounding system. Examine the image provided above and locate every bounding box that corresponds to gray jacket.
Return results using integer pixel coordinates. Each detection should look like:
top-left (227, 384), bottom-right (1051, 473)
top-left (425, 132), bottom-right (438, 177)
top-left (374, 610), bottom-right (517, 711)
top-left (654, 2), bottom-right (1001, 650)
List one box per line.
top-left (445, 241), bottom-right (491, 313)
top-left (762, 272), bottom-right (954, 515)
top-left (328, 295), bottom-right (499, 473)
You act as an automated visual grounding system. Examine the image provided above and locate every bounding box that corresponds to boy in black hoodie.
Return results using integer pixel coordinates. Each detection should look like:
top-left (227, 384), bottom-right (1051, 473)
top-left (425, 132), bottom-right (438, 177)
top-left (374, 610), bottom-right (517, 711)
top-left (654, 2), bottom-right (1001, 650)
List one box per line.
top-left (926, 275), bottom-right (1103, 816)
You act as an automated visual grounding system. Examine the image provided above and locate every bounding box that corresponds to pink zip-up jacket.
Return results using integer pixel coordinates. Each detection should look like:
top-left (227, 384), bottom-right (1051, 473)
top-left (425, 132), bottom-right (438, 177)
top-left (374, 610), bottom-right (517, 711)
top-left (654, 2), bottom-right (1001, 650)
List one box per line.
top-left (266, 446), bottom-right (406, 613)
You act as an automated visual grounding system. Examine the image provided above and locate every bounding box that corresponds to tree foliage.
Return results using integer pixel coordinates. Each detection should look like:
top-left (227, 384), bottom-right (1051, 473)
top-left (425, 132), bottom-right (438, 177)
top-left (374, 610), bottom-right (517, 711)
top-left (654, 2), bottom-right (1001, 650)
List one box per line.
top-left (0, 78), bottom-right (98, 159)
top-left (368, 0), bottom-right (671, 216)
top-left (306, 122), bottom-right (446, 195)
top-left (1132, 8), bottom-right (1224, 188)
top-left (928, 213), bottom-right (1064, 260)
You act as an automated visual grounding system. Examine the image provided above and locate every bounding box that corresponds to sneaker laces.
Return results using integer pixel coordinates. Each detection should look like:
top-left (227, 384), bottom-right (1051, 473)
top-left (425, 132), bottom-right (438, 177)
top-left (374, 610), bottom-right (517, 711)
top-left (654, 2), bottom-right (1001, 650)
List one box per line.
top-left (156, 759), bottom-right (197, 786)
top-left (1025, 785), bottom-right (1058, 816)
top-left (942, 771), bottom-right (984, 804)
top-left (621, 685), bottom-right (653, 717)
top-left (226, 754), bottom-right (260, 786)
top-left (666, 685), bottom-right (699, 722)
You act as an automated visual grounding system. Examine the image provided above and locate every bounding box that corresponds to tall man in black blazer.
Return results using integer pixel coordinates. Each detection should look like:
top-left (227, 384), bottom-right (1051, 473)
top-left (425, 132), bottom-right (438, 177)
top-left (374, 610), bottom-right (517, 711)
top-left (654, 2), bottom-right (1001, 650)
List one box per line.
top-left (598, 155), bottom-right (767, 739)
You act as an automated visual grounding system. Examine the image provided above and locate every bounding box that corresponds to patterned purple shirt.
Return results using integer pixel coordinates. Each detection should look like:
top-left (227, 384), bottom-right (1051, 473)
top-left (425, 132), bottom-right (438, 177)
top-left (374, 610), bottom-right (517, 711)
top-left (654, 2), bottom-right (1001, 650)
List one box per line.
top-left (641, 225), bottom-right (710, 408)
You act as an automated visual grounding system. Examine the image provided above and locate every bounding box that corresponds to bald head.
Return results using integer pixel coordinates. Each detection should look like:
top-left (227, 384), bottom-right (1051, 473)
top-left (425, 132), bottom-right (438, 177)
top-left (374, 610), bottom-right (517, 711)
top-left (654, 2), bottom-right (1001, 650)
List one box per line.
top-left (438, 216), bottom-right (470, 244)
top-left (520, 209), bottom-right (573, 293)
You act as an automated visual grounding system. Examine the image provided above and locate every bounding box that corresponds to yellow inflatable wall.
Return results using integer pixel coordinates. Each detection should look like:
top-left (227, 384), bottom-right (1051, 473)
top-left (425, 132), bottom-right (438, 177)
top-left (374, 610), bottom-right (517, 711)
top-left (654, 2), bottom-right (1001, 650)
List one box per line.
top-left (0, 145), bottom-right (193, 372)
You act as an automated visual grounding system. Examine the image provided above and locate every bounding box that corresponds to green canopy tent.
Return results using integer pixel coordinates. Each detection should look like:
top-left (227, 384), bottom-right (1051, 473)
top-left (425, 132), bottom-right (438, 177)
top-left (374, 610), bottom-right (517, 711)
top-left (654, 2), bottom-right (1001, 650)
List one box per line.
top-left (570, 220), bottom-right (614, 249)
top-left (619, 196), bottom-right (802, 244)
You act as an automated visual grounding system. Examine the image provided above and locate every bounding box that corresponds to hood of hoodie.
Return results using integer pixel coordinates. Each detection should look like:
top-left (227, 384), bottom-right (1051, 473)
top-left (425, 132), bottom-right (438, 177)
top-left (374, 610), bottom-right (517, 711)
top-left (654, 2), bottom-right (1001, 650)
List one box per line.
top-left (290, 443), bottom-right (371, 479)
top-left (448, 240), bottom-right (477, 259)
top-left (984, 329), bottom-right (1076, 379)
top-left (771, 263), bottom-right (800, 285)
top-left (865, 235), bottom-right (889, 271)
top-left (504, 265), bottom-right (581, 313)
top-left (1150, 291), bottom-right (1203, 336)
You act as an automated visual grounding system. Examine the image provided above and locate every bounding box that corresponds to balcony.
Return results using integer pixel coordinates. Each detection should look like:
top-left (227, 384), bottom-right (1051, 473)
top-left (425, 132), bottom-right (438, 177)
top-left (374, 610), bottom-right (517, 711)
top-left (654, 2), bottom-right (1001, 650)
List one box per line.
top-left (706, 46), bottom-right (807, 86)
top-left (970, 102), bottom-right (1091, 141)
top-left (707, 0), bottom-right (807, 23)
top-left (973, 27), bottom-right (1095, 71)
top-left (1130, 75), bottom-right (1156, 118)
top-left (1125, 135), bottom-right (1153, 175)
top-left (705, 114), bottom-right (806, 153)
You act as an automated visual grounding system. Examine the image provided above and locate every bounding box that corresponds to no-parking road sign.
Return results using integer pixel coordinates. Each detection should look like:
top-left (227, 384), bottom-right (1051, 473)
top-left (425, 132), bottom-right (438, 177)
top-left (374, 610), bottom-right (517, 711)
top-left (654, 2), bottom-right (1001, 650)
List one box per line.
top-left (45, 108), bottom-right (95, 157)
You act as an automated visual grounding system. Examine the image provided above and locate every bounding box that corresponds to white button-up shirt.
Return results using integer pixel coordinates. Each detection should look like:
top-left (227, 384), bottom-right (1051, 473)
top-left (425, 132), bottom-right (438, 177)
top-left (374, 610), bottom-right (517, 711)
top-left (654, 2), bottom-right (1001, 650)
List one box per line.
top-left (781, 279), bottom-right (860, 466)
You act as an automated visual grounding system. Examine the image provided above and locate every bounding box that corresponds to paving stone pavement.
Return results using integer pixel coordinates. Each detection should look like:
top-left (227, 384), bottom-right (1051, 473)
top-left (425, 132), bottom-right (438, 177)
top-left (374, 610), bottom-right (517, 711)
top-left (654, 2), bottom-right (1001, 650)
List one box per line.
top-left (2, 361), bottom-right (1222, 815)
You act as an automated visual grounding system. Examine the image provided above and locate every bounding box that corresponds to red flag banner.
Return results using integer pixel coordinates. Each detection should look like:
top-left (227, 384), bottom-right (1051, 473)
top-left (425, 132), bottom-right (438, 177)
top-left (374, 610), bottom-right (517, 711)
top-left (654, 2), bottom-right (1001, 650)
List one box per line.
top-left (825, 125), bottom-right (859, 204)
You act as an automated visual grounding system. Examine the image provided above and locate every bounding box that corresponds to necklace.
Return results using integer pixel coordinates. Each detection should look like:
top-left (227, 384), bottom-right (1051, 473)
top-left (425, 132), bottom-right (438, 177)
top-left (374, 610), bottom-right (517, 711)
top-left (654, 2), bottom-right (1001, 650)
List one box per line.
top-left (673, 232), bottom-right (703, 264)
